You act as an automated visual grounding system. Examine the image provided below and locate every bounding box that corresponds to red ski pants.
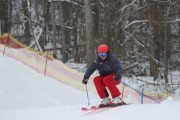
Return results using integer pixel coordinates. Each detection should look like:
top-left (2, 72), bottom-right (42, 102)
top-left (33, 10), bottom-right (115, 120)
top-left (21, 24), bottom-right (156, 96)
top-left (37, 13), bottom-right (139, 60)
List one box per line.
top-left (93, 74), bottom-right (121, 99)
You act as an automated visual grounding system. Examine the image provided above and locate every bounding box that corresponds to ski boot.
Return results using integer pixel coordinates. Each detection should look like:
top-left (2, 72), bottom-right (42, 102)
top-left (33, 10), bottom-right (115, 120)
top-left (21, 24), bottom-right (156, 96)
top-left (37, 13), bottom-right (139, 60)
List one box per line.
top-left (99, 97), bottom-right (111, 108)
top-left (111, 97), bottom-right (126, 106)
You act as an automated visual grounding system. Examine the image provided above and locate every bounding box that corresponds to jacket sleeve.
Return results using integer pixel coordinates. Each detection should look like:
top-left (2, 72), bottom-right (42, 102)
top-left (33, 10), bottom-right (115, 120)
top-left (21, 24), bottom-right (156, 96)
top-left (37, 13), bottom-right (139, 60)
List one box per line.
top-left (114, 57), bottom-right (123, 79)
top-left (83, 59), bottom-right (98, 79)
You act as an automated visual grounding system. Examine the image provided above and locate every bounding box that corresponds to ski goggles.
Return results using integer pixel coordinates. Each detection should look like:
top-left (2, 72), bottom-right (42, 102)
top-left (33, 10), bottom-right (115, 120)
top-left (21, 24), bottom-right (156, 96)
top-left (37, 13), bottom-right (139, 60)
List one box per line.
top-left (98, 52), bottom-right (107, 57)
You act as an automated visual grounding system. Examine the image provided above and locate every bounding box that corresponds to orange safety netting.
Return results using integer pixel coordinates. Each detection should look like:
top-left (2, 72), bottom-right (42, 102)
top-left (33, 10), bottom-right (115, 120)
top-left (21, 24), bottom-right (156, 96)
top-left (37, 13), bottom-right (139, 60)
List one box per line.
top-left (0, 33), bottom-right (84, 90)
top-left (0, 34), bottom-right (22, 48)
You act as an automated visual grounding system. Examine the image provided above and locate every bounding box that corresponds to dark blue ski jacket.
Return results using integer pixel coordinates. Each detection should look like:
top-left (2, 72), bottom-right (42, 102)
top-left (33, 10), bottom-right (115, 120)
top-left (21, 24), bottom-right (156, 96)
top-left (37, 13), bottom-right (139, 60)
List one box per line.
top-left (83, 53), bottom-right (123, 80)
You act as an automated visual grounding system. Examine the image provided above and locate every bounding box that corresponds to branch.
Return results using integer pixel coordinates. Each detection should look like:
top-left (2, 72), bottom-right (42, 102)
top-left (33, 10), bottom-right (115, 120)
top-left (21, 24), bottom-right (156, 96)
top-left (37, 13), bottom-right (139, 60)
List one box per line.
top-left (123, 63), bottom-right (138, 72)
top-left (168, 18), bottom-right (180, 23)
top-left (26, 0), bottom-right (43, 52)
top-left (126, 30), bottom-right (160, 65)
top-left (125, 20), bottom-right (148, 29)
top-left (120, 22), bottom-right (146, 46)
top-left (117, 0), bottom-right (136, 13)
top-left (48, 0), bottom-right (83, 7)
top-left (120, 22), bottom-right (162, 66)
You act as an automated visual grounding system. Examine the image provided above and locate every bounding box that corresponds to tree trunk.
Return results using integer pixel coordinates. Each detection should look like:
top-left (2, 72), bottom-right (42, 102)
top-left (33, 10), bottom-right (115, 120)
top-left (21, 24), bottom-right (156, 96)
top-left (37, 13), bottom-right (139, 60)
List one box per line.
top-left (35, 0), bottom-right (45, 51)
top-left (179, 22), bottom-right (180, 50)
top-left (73, 16), bottom-right (79, 63)
top-left (42, 0), bottom-right (49, 51)
top-left (51, 0), bottom-right (57, 58)
top-left (164, 24), bottom-right (168, 83)
top-left (148, 0), bottom-right (158, 80)
top-left (85, 0), bottom-right (95, 67)
top-left (127, 0), bottom-right (134, 57)
top-left (0, 0), bottom-right (12, 33)
top-left (61, 2), bottom-right (69, 63)
top-left (22, 0), bottom-right (30, 45)
top-left (164, 2), bottom-right (171, 83)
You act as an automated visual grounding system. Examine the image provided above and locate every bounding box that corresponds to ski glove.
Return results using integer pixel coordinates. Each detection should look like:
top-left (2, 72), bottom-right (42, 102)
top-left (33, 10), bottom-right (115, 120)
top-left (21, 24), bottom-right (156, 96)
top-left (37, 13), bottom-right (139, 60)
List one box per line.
top-left (82, 79), bottom-right (88, 84)
top-left (114, 75), bottom-right (121, 81)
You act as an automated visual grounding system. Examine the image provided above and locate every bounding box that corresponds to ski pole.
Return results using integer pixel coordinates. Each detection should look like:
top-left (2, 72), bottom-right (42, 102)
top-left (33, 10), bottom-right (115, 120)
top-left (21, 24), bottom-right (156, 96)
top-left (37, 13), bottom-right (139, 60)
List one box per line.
top-left (85, 84), bottom-right (90, 105)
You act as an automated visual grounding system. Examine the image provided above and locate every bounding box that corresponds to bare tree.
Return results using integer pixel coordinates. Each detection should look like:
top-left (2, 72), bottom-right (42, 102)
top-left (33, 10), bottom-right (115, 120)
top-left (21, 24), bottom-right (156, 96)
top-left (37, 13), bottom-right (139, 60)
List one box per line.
top-left (0, 0), bottom-right (12, 33)
top-left (22, 0), bottom-right (30, 45)
top-left (51, 0), bottom-right (57, 58)
top-left (85, 0), bottom-right (95, 66)
top-left (60, 1), bottom-right (70, 62)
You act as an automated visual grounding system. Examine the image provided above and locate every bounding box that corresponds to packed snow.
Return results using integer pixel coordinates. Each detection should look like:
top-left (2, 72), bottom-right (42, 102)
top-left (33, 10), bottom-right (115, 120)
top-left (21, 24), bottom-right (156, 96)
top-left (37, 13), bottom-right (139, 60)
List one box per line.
top-left (0, 54), bottom-right (180, 120)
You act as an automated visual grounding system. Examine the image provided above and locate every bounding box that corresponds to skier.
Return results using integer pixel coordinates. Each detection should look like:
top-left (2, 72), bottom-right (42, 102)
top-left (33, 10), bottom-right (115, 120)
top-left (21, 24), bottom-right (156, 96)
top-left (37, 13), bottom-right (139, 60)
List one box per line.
top-left (82, 44), bottom-right (123, 107)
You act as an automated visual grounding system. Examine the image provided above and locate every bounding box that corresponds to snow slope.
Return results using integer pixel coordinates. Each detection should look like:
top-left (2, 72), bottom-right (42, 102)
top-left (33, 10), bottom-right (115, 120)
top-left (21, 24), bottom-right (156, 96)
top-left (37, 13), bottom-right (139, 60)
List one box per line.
top-left (0, 54), bottom-right (180, 120)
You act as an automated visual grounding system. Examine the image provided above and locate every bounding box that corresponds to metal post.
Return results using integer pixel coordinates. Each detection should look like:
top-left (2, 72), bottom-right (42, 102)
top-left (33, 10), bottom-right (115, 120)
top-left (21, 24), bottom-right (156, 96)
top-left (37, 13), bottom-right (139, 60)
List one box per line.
top-left (0, 20), bottom-right (2, 34)
top-left (141, 86), bottom-right (144, 104)
top-left (44, 52), bottom-right (48, 75)
top-left (3, 44), bottom-right (7, 56)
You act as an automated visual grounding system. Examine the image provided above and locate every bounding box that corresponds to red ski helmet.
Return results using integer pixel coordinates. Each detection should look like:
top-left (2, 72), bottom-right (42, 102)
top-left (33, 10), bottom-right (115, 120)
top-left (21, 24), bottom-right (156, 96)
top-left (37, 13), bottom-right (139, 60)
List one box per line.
top-left (98, 44), bottom-right (109, 53)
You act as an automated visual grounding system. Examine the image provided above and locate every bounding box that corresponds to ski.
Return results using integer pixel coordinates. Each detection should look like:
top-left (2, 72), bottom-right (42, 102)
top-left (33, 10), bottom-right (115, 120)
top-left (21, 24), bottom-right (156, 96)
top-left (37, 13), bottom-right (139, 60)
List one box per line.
top-left (81, 106), bottom-right (98, 111)
top-left (82, 102), bottom-right (127, 111)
